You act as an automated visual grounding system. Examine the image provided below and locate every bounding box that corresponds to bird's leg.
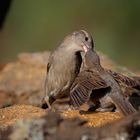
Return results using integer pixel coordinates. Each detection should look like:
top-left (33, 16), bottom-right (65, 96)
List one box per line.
top-left (42, 95), bottom-right (56, 110)
top-left (88, 100), bottom-right (100, 112)
top-left (51, 98), bottom-right (76, 112)
top-left (98, 94), bottom-right (116, 112)
top-left (41, 95), bottom-right (51, 109)
top-left (79, 101), bottom-right (98, 114)
top-left (99, 94), bottom-right (114, 108)
top-left (96, 107), bottom-right (116, 112)
top-left (42, 88), bottom-right (62, 109)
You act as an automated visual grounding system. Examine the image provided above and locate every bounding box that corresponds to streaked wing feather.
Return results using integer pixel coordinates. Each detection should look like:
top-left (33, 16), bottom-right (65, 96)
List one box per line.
top-left (70, 70), bottom-right (108, 107)
top-left (107, 70), bottom-right (140, 88)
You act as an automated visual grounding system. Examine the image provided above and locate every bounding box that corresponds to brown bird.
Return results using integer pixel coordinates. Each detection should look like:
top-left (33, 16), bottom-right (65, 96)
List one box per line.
top-left (70, 49), bottom-right (139, 116)
top-left (42, 30), bottom-right (93, 109)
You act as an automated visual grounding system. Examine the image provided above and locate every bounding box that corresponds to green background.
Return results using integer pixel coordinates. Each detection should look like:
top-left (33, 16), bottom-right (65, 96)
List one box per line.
top-left (0, 0), bottom-right (140, 69)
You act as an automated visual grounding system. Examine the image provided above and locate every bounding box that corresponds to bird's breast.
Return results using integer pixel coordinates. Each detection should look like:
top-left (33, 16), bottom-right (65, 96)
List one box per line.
top-left (48, 52), bottom-right (82, 91)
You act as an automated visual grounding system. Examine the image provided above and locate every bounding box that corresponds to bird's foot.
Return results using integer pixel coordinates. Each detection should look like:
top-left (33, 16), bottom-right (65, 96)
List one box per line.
top-left (96, 107), bottom-right (115, 112)
top-left (52, 104), bottom-right (78, 112)
top-left (79, 105), bottom-right (98, 114)
top-left (41, 96), bottom-right (52, 110)
top-left (79, 110), bottom-right (94, 115)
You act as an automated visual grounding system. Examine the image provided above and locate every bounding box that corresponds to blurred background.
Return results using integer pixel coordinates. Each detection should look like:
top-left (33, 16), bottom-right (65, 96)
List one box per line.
top-left (0, 0), bottom-right (140, 69)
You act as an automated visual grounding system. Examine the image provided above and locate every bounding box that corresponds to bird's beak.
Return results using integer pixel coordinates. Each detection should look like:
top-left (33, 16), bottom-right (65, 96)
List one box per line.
top-left (81, 42), bottom-right (90, 53)
top-left (85, 47), bottom-right (95, 58)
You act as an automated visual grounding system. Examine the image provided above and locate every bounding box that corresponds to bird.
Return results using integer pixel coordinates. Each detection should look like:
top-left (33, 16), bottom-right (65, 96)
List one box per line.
top-left (42, 30), bottom-right (93, 109)
top-left (70, 48), bottom-right (139, 116)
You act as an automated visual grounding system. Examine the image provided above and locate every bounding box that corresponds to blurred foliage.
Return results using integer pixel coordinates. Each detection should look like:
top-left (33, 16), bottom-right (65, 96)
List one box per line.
top-left (0, 0), bottom-right (140, 69)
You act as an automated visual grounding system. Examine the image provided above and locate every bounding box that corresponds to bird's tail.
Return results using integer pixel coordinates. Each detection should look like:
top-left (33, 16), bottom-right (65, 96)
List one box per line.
top-left (109, 93), bottom-right (137, 116)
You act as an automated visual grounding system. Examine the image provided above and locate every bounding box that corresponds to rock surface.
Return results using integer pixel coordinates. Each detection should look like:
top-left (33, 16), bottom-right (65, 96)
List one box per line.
top-left (0, 105), bottom-right (122, 128)
top-left (0, 52), bottom-right (50, 107)
top-left (0, 51), bottom-right (140, 140)
top-left (0, 105), bottom-right (139, 140)
top-left (0, 51), bottom-right (137, 108)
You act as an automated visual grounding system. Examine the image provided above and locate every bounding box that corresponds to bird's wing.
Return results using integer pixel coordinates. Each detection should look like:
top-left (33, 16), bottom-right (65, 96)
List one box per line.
top-left (107, 70), bottom-right (140, 89)
top-left (70, 70), bottom-right (108, 107)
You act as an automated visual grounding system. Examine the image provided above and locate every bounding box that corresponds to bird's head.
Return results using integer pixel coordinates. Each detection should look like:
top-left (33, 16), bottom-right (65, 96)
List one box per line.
top-left (62, 30), bottom-right (94, 53)
top-left (72, 30), bottom-right (94, 52)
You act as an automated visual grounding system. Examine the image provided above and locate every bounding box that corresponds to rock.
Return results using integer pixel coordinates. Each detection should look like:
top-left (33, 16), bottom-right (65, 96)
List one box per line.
top-left (0, 105), bottom-right (122, 128)
top-left (0, 106), bottom-right (139, 140)
top-left (91, 111), bottom-right (140, 140)
top-left (0, 52), bottom-right (50, 107)
top-left (0, 51), bottom-right (138, 108)
top-left (61, 110), bottom-right (122, 127)
top-left (0, 111), bottom-right (90, 140)
top-left (0, 51), bottom-right (139, 140)
top-left (0, 105), bottom-right (46, 128)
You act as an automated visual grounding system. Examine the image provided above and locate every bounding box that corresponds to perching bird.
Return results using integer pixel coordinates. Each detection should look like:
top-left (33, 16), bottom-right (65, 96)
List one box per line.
top-left (70, 49), bottom-right (138, 116)
top-left (42, 30), bottom-right (93, 109)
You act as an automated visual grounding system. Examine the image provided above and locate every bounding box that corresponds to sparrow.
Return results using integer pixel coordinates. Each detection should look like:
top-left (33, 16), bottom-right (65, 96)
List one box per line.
top-left (70, 49), bottom-right (138, 116)
top-left (42, 30), bottom-right (93, 109)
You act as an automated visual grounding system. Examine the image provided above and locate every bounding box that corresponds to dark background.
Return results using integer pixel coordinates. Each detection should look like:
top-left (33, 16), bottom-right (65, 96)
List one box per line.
top-left (0, 0), bottom-right (140, 69)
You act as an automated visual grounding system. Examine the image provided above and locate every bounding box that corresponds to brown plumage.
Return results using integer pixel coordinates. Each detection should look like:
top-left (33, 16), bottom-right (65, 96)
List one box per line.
top-left (70, 69), bottom-right (109, 107)
top-left (42, 30), bottom-right (93, 109)
top-left (107, 70), bottom-right (140, 90)
top-left (70, 49), bottom-right (139, 116)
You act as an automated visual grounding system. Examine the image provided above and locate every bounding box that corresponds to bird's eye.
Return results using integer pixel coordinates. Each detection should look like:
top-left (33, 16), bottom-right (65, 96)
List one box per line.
top-left (85, 37), bottom-right (88, 41)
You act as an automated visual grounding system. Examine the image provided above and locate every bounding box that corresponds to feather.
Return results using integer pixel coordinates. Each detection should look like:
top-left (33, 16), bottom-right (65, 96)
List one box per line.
top-left (107, 70), bottom-right (140, 89)
top-left (70, 70), bottom-right (108, 107)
